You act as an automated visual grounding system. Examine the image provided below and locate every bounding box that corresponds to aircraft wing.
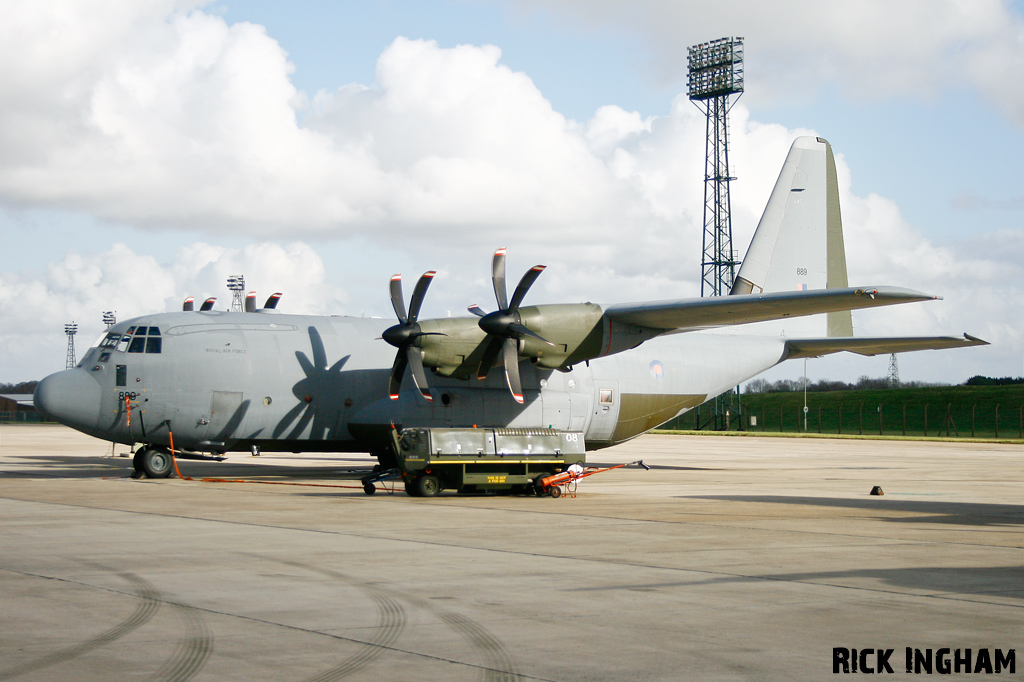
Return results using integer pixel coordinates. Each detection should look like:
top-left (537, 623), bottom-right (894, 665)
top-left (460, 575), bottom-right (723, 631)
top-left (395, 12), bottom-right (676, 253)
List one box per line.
top-left (603, 286), bottom-right (937, 332)
top-left (781, 334), bottom-right (988, 359)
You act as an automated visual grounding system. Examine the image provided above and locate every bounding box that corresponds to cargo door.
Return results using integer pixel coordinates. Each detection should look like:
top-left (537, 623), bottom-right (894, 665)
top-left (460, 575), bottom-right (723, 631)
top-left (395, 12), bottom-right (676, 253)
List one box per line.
top-left (205, 391), bottom-right (246, 443)
top-left (541, 390), bottom-right (571, 430)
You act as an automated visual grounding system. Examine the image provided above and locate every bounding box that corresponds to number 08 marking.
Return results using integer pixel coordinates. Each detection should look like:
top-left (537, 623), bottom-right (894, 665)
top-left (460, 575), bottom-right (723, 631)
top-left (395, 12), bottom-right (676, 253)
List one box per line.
top-left (565, 433), bottom-right (580, 442)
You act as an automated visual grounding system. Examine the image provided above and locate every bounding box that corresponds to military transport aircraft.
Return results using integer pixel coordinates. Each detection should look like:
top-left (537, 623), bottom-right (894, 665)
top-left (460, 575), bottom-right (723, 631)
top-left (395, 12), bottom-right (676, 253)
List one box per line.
top-left (34, 137), bottom-right (985, 478)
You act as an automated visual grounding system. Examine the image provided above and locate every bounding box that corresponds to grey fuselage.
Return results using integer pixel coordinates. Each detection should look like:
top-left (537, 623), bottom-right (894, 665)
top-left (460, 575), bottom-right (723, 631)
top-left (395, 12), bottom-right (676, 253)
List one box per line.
top-left (35, 310), bottom-right (789, 455)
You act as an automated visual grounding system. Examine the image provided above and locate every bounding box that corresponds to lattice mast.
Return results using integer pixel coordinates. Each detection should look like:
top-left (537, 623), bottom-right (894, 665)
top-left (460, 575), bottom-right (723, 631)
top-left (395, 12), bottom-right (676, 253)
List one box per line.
top-left (64, 323), bottom-right (78, 369)
top-left (688, 37), bottom-right (744, 297)
top-left (227, 275), bottom-right (245, 312)
top-left (888, 353), bottom-right (900, 388)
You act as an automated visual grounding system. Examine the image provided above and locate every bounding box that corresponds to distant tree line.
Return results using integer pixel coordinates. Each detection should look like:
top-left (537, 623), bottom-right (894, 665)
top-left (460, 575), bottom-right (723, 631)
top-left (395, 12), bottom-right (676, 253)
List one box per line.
top-left (964, 375), bottom-right (1024, 386)
top-left (746, 375), bottom-right (1024, 394)
top-left (744, 376), bottom-right (949, 394)
top-left (0, 381), bottom-right (38, 394)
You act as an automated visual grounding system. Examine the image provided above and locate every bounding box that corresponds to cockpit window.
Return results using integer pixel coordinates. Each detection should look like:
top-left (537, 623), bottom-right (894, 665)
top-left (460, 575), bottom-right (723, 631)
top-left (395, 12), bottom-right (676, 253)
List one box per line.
top-left (110, 326), bottom-right (163, 353)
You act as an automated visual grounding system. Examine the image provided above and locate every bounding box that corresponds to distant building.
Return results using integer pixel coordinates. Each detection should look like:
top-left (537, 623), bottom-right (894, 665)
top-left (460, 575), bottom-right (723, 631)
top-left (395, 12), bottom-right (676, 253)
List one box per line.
top-left (0, 394), bottom-right (37, 422)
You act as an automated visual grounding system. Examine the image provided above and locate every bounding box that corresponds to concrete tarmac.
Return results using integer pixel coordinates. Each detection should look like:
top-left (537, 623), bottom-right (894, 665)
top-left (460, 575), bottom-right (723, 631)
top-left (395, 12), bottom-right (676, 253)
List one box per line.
top-left (1, 424), bottom-right (1022, 681)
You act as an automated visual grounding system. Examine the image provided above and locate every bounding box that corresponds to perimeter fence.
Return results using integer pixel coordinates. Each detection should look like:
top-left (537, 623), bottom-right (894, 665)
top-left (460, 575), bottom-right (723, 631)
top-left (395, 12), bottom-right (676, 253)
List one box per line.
top-left (661, 386), bottom-right (1024, 439)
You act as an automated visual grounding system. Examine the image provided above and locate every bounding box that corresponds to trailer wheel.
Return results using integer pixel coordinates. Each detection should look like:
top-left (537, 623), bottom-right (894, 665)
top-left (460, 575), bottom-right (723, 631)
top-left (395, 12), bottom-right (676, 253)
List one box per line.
top-left (549, 486), bottom-right (561, 498)
top-left (140, 447), bottom-right (173, 479)
top-left (417, 475), bottom-right (441, 497)
top-left (363, 482), bottom-right (376, 495)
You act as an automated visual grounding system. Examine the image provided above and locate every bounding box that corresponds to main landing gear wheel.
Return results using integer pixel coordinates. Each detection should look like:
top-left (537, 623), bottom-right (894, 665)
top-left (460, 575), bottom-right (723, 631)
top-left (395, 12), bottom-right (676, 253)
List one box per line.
top-left (416, 475), bottom-right (441, 497)
top-left (140, 447), bottom-right (173, 479)
top-left (132, 450), bottom-right (145, 472)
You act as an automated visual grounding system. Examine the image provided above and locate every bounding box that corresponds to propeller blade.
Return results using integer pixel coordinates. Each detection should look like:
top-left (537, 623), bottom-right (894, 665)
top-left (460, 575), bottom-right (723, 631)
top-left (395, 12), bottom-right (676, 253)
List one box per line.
top-left (244, 291), bottom-right (256, 313)
top-left (389, 274), bottom-right (407, 324)
top-left (182, 296), bottom-right (194, 312)
top-left (200, 297), bottom-right (216, 311)
top-left (491, 247), bottom-right (508, 311)
top-left (388, 351), bottom-right (408, 400)
top-left (264, 293), bottom-right (283, 309)
top-left (508, 265), bottom-right (546, 311)
top-left (407, 271), bottom-right (436, 324)
top-left (405, 347), bottom-right (433, 401)
top-left (467, 304), bottom-right (487, 317)
top-left (476, 336), bottom-right (503, 380)
top-left (502, 337), bottom-right (524, 404)
top-left (507, 322), bottom-right (554, 345)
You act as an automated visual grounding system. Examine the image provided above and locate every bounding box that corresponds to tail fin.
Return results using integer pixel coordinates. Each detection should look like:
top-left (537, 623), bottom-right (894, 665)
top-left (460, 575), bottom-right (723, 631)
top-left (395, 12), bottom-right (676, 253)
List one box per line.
top-left (731, 136), bottom-right (852, 336)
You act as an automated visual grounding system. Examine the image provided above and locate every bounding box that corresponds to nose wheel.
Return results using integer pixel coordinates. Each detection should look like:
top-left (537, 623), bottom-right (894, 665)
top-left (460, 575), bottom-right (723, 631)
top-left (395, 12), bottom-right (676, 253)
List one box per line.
top-left (132, 446), bottom-right (174, 479)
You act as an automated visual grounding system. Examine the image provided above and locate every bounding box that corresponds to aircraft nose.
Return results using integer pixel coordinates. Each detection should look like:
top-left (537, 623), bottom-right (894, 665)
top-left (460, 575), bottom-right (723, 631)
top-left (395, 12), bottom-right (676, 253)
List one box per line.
top-left (34, 369), bottom-right (102, 431)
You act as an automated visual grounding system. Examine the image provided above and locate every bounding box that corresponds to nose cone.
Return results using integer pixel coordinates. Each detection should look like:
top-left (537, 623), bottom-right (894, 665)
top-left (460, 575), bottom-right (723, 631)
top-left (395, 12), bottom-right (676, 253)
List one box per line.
top-left (35, 369), bottom-right (102, 432)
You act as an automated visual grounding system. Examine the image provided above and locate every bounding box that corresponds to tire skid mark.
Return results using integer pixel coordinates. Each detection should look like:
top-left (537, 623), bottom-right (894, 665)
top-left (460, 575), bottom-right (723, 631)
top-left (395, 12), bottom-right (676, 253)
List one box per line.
top-left (149, 599), bottom-right (214, 682)
top-left (0, 571), bottom-right (161, 681)
top-left (401, 593), bottom-right (522, 682)
top-left (265, 558), bottom-right (408, 682)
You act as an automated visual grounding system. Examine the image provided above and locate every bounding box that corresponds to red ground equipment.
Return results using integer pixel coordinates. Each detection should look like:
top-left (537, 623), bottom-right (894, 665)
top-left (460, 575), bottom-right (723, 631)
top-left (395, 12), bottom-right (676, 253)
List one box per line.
top-left (534, 460), bottom-right (649, 498)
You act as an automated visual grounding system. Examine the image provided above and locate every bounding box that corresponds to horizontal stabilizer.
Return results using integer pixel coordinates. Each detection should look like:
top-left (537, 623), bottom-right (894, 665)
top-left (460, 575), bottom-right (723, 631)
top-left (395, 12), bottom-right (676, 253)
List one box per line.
top-left (604, 286), bottom-right (936, 332)
top-left (782, 334), bottom-right (988, 360)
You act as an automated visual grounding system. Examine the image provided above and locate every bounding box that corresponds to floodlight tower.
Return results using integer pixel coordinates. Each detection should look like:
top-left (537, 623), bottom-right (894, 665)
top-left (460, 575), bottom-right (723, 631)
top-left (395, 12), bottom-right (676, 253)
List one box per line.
top-left (64, 323), bottom-right (78, 369)
top-left (688, 37), bottom-right (744, 297)
top-left (227, 275), bottom-right (245, 312)
top-left (888, 353), bottom-right (900, 388)
top-left (102, 311), bottom-right (116, 329)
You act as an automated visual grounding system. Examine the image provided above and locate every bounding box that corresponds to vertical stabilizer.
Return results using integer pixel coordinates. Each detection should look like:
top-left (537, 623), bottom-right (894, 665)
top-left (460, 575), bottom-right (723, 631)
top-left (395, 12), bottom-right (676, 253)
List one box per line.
top-left (731, 136), bottom-right (852, 335)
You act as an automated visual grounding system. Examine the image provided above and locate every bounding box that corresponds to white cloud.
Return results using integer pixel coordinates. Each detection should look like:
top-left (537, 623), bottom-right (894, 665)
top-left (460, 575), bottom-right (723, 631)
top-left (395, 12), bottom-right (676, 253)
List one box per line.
top-left (0, 241), bottom-right (347, 379)
top-left (0, 0), bottom-right (1018, 383)
top-left (508, 0), bottom-right (1024, 124)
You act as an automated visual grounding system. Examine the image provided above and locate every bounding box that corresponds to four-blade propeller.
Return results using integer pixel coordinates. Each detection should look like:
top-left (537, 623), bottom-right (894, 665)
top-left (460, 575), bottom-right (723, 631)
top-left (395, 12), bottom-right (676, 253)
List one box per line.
top-left (468, 247), bottom-right (552, 404)
top-left (382, 271), bottom-right (441, 401)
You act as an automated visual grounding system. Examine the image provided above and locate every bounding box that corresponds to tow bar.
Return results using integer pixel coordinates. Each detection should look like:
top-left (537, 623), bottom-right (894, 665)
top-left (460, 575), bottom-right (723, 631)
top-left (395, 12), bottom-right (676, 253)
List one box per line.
top-left (534, 460), bottom-right (649, 498)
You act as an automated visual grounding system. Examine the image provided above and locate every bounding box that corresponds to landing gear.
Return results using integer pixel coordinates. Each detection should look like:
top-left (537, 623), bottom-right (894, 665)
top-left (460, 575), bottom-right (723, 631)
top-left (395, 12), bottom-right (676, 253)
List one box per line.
top-left (363, 482), bottom-right (377, 495)
top-left (134, 447), bottom-right (173, 479)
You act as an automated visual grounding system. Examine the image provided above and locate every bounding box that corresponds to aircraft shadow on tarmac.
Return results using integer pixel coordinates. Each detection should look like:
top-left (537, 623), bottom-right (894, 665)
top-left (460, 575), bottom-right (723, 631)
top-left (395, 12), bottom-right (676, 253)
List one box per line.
top-left (0, 454), bottom-right (373, 480)
top-left (688, 495), bottom-right (1024, 527)
top-left (569, 565), bottom-right (1024, 600)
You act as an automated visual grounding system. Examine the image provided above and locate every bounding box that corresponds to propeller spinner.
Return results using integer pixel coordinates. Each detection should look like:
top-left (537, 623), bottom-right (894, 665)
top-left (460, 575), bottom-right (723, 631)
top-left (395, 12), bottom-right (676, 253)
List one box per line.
top-left (382, 271), bottom-right (441, 401)
top-left (469, 247), bottom-right (552, 404)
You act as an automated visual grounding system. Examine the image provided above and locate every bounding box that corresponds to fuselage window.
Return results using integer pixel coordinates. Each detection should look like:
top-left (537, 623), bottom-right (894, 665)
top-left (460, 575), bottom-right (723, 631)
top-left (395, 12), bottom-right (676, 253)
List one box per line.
top-left (99, 352), bottom-right (111, 363)
top-left (99, 333), bottom-right (120, 349)
top-left (599, 389), bottom-right (614, 405)
top-left (148, 327), bottom-right (161, 336)
top-left (145, 337), bottom-right (162, 353)
top-left (128, 336), bottom-right (146, 353)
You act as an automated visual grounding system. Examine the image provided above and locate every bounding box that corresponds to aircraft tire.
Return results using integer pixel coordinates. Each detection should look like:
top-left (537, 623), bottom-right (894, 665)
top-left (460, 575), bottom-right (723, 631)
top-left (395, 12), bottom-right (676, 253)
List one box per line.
top-left (141, 448), bottom-right (173, 479)
top-left (132, 450), bottom-right (145, 472)
top-left (417, 475), bottom-right (441, 497)
top-left (404, 480), bottom-right (419, 497)
top-left (363, 482), bottom-right (376, 495)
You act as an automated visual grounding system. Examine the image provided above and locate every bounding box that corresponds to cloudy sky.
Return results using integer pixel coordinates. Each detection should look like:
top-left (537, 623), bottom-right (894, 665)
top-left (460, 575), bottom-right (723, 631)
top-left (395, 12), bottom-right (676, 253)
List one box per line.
top-left (1, 0), bottom-right (1022, 385)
